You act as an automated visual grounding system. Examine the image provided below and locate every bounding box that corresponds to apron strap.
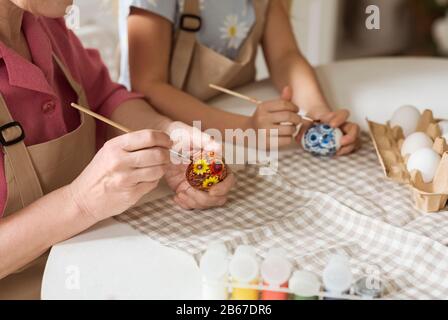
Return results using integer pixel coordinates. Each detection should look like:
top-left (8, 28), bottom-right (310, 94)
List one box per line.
top-left (0, 54), bottom-right (87, 211)
top-left (170, 0), bottom-right (201, 90)
top-left (52, 54), bottom-right (87, 104)
top-left (0, 95), bottom-right (43, 208)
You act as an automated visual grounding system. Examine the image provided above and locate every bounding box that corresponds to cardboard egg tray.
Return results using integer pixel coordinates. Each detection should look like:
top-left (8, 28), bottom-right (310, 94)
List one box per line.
top-left (367, 110), bottom-right (448, 213)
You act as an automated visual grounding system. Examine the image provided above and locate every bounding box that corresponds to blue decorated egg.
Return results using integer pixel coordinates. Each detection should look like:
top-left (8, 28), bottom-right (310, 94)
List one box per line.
top-left (301, 124), bottom-right (343, 157)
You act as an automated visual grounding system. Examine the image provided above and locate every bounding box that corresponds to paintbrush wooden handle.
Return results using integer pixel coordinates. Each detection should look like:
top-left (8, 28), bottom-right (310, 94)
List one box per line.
top-left (209, 84), bottom-right (262, 104)
top-left (208, 84), bottom-right (314, 122)
top-left (70, 103), bottom-right (190, 161)
top-left (71, 103), bottom-right (132, 133)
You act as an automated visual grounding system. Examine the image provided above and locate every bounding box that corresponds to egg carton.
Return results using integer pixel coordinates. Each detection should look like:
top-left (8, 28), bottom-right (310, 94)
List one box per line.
top-left (367, 110), bottom-right (448, 213)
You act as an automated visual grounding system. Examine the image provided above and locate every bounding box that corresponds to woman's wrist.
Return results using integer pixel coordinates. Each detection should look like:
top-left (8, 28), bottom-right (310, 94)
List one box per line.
top-left (64, 184), bottom-right (98, 227)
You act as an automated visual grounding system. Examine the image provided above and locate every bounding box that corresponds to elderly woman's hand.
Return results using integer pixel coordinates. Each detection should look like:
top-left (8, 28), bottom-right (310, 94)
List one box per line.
top-left (165, 164), bottom-right (236, 210)
top-left (69, 130), bottom-right (172, 222)
top-left (164, 121), bottom-right (236, 210)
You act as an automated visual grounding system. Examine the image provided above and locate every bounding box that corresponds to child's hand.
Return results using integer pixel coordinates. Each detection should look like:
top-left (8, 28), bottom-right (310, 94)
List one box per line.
top-left (297, 109), bottom-right (361, 156)
top-left (319, 110), bottom-right (361, 156)
top-left (250, 87), bottom-right (302, 147)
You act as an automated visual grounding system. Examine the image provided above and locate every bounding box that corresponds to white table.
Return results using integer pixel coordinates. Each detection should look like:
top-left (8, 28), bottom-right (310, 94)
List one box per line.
top-left (42, 58), bottom-right (448, 299)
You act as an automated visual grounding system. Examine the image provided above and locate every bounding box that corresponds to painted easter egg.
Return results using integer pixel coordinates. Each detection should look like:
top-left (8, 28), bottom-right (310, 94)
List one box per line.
top-left (301, 123), bottom-right (343, 157)
top-left (186, 151), bottom-right (228, 191)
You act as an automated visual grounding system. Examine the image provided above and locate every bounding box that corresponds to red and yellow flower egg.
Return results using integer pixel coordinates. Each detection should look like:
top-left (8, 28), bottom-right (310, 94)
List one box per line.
top-left (186, 151), bottom-right (228, 191)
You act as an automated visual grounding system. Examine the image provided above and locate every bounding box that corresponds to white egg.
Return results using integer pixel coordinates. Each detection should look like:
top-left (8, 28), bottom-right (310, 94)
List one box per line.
top-left (407, 148), bottom-right (441, 183)
top-left (390, 105), bottom-right (421, 137)
top-left (401, 132), bottom-right (433, 157)
top-left (439, 121), bottom-right (448, 135)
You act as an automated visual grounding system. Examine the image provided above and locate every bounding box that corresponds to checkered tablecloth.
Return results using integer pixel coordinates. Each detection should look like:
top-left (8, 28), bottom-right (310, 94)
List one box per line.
top-left (277, 134), bottom-right (448, 244)
top-left (116, 133), bottom-right (448, 299)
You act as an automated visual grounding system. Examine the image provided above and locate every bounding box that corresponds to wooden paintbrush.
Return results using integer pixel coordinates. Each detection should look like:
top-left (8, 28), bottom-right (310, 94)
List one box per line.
top-left (209, 84), bottom-right (315, 122)
top-left (70, 103), bottom-right (190, 161)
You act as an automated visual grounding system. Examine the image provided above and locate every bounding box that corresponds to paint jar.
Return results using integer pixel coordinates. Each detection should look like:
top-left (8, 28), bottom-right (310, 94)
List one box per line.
top-left (229, 245), bottom-right (260, 300)
top-left (260, 248), bottom-right (292, 300)
top-left (322, 254), bottom-right (353, 299)
top-left (289, 270), bottom-right (321, 300)
top-left (354, 276), bottom-right (384, 299)
top-left (199, 242), bottom-right (229, 300)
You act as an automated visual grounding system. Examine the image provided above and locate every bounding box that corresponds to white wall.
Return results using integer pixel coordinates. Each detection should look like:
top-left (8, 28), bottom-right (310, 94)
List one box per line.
top-left (291, 0), bottom-right (340, 65)
top-left (336, 0), bottom-right (412, 59)
top-left (72, 0), bottom-right (119, 80)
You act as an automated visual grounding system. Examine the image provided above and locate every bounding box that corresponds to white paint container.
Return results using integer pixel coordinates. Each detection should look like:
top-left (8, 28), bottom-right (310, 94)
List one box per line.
top-left (199, 242), bottom-right (229, 300)
top-left (322, 254), bottom-right (353, 297)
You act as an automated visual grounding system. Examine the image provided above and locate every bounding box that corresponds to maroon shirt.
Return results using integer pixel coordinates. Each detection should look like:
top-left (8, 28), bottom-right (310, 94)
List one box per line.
top-left (0, 12), bottom-right (142, 215)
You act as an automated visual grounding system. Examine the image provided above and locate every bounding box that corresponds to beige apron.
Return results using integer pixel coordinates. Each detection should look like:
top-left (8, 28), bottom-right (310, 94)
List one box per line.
top-left (0, 55), bottom-right (96, 300)
top-left (170, 0), bottom-right (270, 101)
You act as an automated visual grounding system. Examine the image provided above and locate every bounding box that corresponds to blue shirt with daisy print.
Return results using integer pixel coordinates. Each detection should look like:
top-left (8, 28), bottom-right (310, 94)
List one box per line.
top-left (119, 0), bottom-right (256, 89)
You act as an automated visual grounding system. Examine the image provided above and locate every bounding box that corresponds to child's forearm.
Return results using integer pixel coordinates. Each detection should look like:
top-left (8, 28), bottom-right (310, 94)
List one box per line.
top-left (137, 82), bottom-right (252, 133)
top-left (271, 52), bottom-right (332, 119)
top-left (262, 0), bottom-right (332, 119)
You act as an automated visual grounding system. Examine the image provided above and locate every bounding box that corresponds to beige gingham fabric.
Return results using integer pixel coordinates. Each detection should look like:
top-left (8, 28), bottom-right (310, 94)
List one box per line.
top-left (116, 134), bottom-right (448, 299)
top-left (278, 134), bottom-right (448, 244)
